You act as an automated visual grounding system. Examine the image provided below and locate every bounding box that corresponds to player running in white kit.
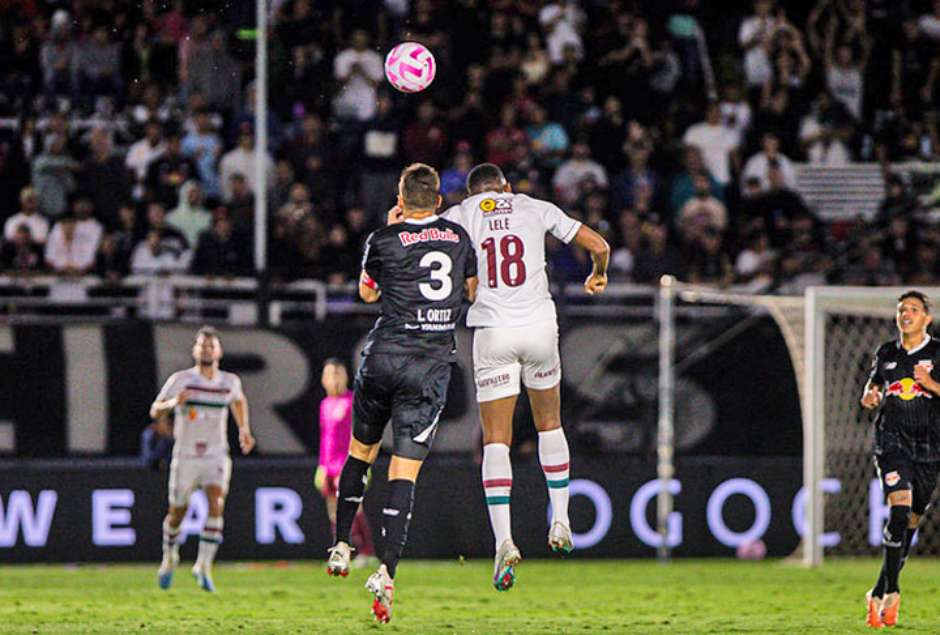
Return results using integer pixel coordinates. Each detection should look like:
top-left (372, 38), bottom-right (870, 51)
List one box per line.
top-left (442, 163), bottom-right (609, 591)
top-left (152, 326), bottom-right (255, 592)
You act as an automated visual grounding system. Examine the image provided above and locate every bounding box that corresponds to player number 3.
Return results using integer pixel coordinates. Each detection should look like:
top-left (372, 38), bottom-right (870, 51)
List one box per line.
top-left (482, 235), bottom-right (526, 288)
top-left (418, 251), bottom-right (453, 300)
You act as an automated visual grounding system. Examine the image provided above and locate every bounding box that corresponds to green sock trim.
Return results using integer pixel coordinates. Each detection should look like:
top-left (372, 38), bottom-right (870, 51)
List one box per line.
top-left (486, 496), bottom-right (511, 505)
top-left (547, 478), bottom-right (569, 489)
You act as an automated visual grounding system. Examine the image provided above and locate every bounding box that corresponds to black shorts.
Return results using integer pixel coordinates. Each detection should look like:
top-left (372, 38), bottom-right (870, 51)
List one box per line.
top-left (352, 354), bottom-right (452, 461)
top-left (874, 454), bottom-right (940, 515)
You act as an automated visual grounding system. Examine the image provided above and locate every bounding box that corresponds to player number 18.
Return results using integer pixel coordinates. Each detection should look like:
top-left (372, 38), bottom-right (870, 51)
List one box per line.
top-left (481, 235), bottom-right (526, 288)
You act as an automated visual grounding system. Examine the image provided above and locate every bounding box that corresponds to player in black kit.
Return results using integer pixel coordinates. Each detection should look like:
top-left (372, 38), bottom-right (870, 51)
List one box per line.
top-left (861, 291), bottom-right (940, 628)
top-left (325, 163), bottom-right (478, 623)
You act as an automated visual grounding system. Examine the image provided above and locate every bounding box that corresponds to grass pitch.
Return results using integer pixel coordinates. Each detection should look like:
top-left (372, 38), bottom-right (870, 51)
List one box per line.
top-left (0, 558), bottom-right (937, 633)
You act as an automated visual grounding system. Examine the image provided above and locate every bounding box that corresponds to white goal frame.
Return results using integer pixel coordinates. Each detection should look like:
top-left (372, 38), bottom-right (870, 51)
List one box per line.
top-left (658, 280), bottom-right (940, 566)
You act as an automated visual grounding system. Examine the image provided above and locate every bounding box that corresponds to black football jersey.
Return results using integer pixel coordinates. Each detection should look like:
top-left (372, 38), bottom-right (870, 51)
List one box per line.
top-left (868, 336), bottom-right (940, 461)
top-left (360, 216), bottom-right (477, 361)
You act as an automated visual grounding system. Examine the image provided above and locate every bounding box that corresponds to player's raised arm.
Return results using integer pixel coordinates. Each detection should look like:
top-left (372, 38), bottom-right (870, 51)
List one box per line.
top-left (861, 346), bottom-right (884, 410)
top-left (359, 231), bottom-right (382, 303)
top-left (572, 224), bottom-right (610, 295)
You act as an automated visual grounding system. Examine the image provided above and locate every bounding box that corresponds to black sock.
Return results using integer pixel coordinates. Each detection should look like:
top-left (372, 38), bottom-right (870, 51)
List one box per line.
top-left (883, 505), bottom-right (911, 594)
top-left (381, 479), bottom-right (415, 579)
top-left (900, 527), bottom-right (916, 568)
top-left (335, 456), bottom-right (370, 545)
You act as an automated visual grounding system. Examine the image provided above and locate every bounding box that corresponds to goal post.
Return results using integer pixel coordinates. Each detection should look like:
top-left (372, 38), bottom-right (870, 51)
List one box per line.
top-left (658, 280), bottom-right (940, 565)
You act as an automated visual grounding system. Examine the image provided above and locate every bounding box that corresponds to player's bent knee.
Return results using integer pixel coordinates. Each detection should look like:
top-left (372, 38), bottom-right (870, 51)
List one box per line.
top-left (388, 455), bottom-right (423, 482)
top-left (349, 438), bottom-right (380, 464)
top-left (884, 504), bottom-right (912, 546)
top-left (909, 512), bottom-right (921, 528)
top-left (167, 506), bottom-right (187, 525)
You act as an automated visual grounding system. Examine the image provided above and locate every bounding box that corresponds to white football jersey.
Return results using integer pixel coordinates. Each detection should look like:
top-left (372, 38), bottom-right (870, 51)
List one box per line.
top-left (155, 367), bottom-right (243, 459)
top-left (443, 191), bottom-right (581, 328)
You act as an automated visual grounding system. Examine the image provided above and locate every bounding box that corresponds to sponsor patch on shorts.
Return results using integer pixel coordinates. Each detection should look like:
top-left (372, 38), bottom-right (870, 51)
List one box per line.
top-left (885, 471), bottom-right (901, 487)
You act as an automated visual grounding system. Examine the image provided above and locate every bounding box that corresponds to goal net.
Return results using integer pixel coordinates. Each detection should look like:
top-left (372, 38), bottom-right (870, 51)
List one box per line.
top-left (660, 282), bottom-right (940, 565)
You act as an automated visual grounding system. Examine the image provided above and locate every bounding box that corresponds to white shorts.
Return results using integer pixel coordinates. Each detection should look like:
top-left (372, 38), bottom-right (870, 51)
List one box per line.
top-left (168, 455), bottom-right (232, 508)
top-left (472, 320), bottom-right (561, 403)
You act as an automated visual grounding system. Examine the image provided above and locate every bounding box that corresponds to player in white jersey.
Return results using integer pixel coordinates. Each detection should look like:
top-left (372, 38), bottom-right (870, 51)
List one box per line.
top-left (442, 163), bottom-right (609, 591)
top-left (151, 326), bottom-right (255, 592)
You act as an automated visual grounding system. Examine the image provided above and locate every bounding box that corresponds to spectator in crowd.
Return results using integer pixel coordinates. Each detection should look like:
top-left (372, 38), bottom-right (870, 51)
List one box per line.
top-left (881, 215), bottom-right (917, 279)
top-left (73, 24), bottom-right (122, 111)
top-left (669, 145), bottom-right (723, 216)
top-left (225, 174), bottom-right (256, 235)
top-left (1, 224), bottom-right (44, 273)
top-left (32, 134), bottom-right (77, 218)
top-left (358, 93), bottom-right (400, 222)
top-left (131, 228), bottom-right (188, 275)
top-left (892, 18), bottom-right (936, 118)
top-left (611, 139), bottom-right (659, 212)
top-left (186, 31), bottom-right (241, 116)
top-left (95, 232), bottom-right (131, 282)
top-left (687, 228), bottom-right (734, 288)
top-left (332, 29), bottom-right (384, 122)
top-left (552, 140), bottom-right (608, 207)
top-left (539, 1), bottom-right (585, 65)
top-left (527, 104), bottom-right (569, 167)
top-left (633, 214), bottom-right (683, 283)
top-left (682, 101), bottom-right (740, 187)
top-left (588, 96), bottom-right (627, 172)
top-left (192, 215), bottom-right (251, 276)
top-left (741, 132), bottom-right (797, 191)
top-left (823, 17), bottom-right (870, 123)
top-left (799, 91), bottom-right (853, 165)
top-left (486, 103), bottom-right (528, 168)
top-left (40, 13), bottom-right (75, 105)
top-left (112, 203), bottom-right (143, 269)
top-left (876, 174), bottom-right (914, 224)
top-left (146, 128), bottom-right (198, 209)
top-left (277, 183), bottom-right (314, 228)
top-left (440, 144), bottom-right (474, 206)
top-left (144, 201), bottom-right (188, 256)
top-left (182, 109), bottom-right (223, 198)
top-left (678, 173), bottom-right (729, 240)
top-left (734, 230), bottom-right (776, 287)
top-left (220, 122), bottom-right (274, 201)
top-left (45, 215), bottom-right (97, 275)
top-left (167, 181), bottom-right (211, 247)
top-left (403, 100), bottom-right (449, 168)
top-left (80, 128), bottom-right (131, 229)
top-left (125, 120), bottom-right (164, 199)
top-left (749, 161), bottom-right (812, 246)
top-left (319, 223), bottom-right (359, 284)
top-left (908, 240), bottom-right (940, 284)
top-left (4, 187), bottom-right (49, 245)
top-left (72, 195), bottom-right (105, 256)
top-left (720, 83), bottom-right (752, 140)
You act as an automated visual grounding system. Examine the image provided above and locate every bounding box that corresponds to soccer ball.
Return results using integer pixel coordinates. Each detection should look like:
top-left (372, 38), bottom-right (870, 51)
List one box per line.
top-left (384, 42), bottom-right (436, 93)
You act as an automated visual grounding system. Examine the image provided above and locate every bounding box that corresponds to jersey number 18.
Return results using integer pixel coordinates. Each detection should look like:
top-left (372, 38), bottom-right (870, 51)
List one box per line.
top-left (481, 235), bottom-right (526, 288)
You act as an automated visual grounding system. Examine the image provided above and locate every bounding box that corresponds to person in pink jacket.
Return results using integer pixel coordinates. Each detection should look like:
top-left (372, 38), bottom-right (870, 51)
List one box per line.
top-left (316, 359), bottom-right (374, 564)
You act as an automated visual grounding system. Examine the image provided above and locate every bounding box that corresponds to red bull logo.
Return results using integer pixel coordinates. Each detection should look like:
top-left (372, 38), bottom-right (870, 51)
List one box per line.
top-left (885, 377), bottom-right (932, 401)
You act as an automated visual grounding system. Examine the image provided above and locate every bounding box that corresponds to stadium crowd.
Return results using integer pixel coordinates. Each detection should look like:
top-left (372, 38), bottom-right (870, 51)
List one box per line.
top-left (1, 0), bottom-right (940, 290)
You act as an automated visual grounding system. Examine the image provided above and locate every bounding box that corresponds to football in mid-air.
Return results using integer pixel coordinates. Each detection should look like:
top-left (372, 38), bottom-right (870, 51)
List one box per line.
top-left (384, 42), bottom-right (436, 93)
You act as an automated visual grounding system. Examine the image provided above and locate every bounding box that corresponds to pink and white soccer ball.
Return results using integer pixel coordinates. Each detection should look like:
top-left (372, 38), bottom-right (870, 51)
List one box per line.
top-left (384, 42), bottom-right (436, 93)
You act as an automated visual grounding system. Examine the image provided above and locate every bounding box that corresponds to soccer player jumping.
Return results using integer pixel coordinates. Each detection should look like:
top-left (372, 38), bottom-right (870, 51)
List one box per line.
top-left (325, 163), bottom-right (477, 623)
top-left (442, 163), bottom-right (609, 591)
top-left (861, 291), bottom-right (940, 628)
top-left (152, 326), bottom-right (255, 592)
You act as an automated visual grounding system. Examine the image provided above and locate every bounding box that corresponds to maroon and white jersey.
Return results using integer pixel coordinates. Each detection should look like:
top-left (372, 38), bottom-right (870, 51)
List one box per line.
top-left (156, 367), bottom-right (243, 459)
top-left (443, 192), bottom-right (581, 328)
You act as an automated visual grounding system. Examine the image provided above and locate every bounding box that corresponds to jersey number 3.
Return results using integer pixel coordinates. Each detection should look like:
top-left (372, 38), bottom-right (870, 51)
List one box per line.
top-left (481, 235), bottom-right (526, 288)
top-left (418, 251), bottom-right (453, 300)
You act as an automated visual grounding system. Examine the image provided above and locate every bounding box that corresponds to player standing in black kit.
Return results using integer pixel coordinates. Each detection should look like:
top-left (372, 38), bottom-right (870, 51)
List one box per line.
top-left (325, 163), bottom-right (478, 624)
top-left (861, 291), bottom-right (940, 629)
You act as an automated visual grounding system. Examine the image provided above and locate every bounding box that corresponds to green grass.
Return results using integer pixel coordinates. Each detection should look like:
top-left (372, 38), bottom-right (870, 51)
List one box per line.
top-left (0, 558), bottom-right (936, 633)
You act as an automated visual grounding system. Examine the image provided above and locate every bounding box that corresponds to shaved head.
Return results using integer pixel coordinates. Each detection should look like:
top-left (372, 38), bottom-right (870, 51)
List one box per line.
top-left (467, 163), bottom-right (508, 195)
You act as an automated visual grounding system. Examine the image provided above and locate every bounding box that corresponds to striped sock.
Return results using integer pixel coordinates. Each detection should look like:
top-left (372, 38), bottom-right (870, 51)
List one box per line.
top-left (538, 428), bottom-right (570, 527)
top-left (162, 517), bottom-right (180, 561)
top-left (197, 516), bottom-right (223, 569)
top-left (482, 443), bottom-right (513, 549)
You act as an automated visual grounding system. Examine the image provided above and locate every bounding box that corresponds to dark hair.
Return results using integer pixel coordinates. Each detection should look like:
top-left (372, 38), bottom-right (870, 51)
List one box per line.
top-left (195, 325), bottom-right (221, 343)
top-left (466, 163), bottom-right (506, 194)
top-left (399, 163), bottom-right (440, 210)
top-left (323, 357), bottom-right (346, 370)
top-left (898, 290), bottom-right (931, 314)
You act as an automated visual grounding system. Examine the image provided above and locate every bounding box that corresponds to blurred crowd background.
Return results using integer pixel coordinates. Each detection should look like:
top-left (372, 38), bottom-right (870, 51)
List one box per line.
top-left (1, 0), bottom-right (939, 291)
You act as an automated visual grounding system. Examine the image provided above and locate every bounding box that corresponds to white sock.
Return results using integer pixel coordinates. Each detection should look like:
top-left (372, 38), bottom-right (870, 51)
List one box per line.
top-left (538, 428), bottom-right (570, 527)
top-left (196, 516), bottom-right (223, 570)
top-left (482, 443), bottom-right (513, 550)
top-left (162, 518), bottom-right (180, 563)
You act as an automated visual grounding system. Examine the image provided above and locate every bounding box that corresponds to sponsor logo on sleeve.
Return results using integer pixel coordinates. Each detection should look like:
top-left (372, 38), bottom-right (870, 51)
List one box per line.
top-left (885, 471), bottom-right (901, 487)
